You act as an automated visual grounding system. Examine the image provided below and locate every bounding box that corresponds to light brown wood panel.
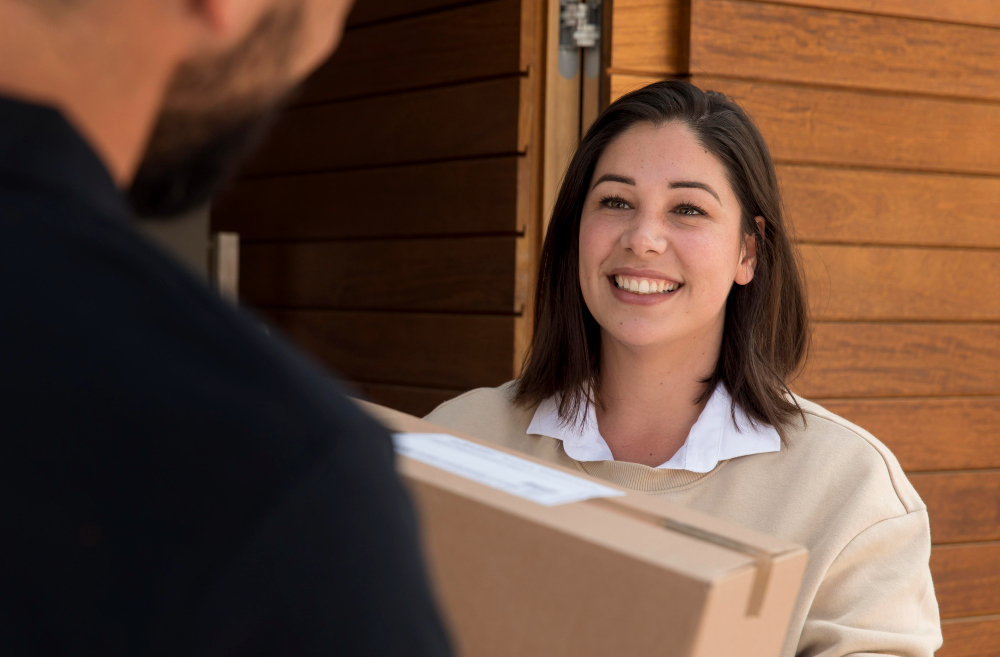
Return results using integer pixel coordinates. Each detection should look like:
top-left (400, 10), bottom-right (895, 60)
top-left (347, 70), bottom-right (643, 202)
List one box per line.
top-left (244, 76), bottom-right (525, 176)
top-left (800, 245), bottom-right (1000, 321)
top-left (816, 398), bottom-right (1000, 472)
top-left (909, 472), bottom-right (1000, 544)
top-left (780, 165), bottom-right (1000, 249)
top-left (240, 237), bottom-right (519, 312)
top-left (796, 323), bottom-right (1000, 398)
top-left (347, 0), bottom-right (481, 27)
top-left (758, 0), bottom-right (1000, 28)
top-left (214, 157), bottom-right (522, 240)
top-left (353, 382), bottom-right (463, 417)
top-left (609, 73), bottom-right (667, 102)
top-left (690, 0), bottom-right (1000, 100)
top-left (301, 0), bottom-right (523, 104)
top-left (690, 76), bottom-right (1000, 176)
top-left (266, 309), bottom-right (515, 389)
top-left (940, 616), bottom-right (1000, 657)
top-left (932, 543), bottom-right (1000, 618)
top-left (608, 0), bottom-right (686, 74)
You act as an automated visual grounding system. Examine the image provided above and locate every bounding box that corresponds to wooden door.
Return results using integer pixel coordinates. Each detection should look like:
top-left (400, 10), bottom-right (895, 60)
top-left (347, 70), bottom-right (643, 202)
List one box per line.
top-left (212, 0), bottom-right (545, 416)
top-left (605, 1), bottom-right (1000, 652)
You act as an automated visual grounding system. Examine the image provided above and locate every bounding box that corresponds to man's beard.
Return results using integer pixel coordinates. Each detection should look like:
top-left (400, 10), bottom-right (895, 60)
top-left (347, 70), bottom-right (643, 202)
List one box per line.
top-left (128, 5), bottom-right (304, 218)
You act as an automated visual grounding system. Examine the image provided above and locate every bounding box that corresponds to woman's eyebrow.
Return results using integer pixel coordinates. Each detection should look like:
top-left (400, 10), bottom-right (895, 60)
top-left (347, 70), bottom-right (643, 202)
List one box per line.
top-left (670, 180), bottom-right (721, 203)
top-left (591, 173), bottom-right (635, 189)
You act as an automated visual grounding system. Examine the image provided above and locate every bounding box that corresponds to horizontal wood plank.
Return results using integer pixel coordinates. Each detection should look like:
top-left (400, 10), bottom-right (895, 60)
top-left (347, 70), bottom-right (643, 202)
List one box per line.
top-left (781, 165), bottom-right (1000, 249)
top-left (609, 0), bottom-right (685, 74)
top-left (816, 398), bottom-right (1000, 472)
top-left (796, 324), bottom-right (1000, 398)
top-left (691, 76), bottom-right (1000, 176)
top-left (352, 382), bottom-right (464, 417)
top-left (690, 0), bottom-right (1000, 100)
top-left (240, 237), bottom-right (518, 312)
top-left (801, 245), bottom-right (1000, 321)
top-left (213, 157), bottom-right (522, 240)
top-left (609, 73), bottom-right (668, 102)
top-left (757, 0), bottom-right (1000, 28)
top-left (347, 0), bottom-right (481, 27)
top-left (940, 615), bottom-right (1000, 657)
top-left (909, 472), bottom-right (1000, 544)
top-left (302, 0), bottom-right (522, 103)
top-left (933, 543), bottom-right (1000, 618)
top-left (265, 309), bottom-right (515, 388)
top-left (243, 77), bottom-right (524, 176)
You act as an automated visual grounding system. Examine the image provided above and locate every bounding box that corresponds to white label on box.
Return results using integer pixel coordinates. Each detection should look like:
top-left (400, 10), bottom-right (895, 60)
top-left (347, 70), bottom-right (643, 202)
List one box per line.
top-left (392, 432), bottom-right (626, 507)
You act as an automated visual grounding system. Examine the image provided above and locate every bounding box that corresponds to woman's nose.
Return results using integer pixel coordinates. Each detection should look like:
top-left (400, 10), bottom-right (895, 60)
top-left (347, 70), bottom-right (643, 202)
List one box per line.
top-left (621, 211), bottom-right (668, 255)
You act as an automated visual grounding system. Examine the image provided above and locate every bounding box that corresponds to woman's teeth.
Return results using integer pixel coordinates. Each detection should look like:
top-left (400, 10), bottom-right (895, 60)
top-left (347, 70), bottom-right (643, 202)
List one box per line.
top-left (614, 275), bottom-right (680, 294)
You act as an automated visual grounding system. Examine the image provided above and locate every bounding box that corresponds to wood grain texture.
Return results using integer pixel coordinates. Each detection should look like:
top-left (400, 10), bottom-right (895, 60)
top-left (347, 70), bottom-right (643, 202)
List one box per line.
top-left (240, 237), bottom-right (519, 312)
top-left (933, 543), bottom-right (1000, 618)
top-left (940, 616), bottom-right (1000, 657)
top-left (692, 76), bottom-right (1000, 176)
top-left (609, 0), bottom-right (686, 74)
top-left (800, 245), bottom-right (1000, 321)
top-left (353, 382), bottom-right (463, 417)
top-left (757, 0), bottom-right (1000, 28)
top-left (609, 74), bottom-right (667, 102)
top-left (265, 310), bottom-right (515, 388)
top-left (213, 157), bottom-right (522, 240)
top-left (780, 165), bottom-right (1000, 249)
top-left (347, 0), bottom-right (483, 27)
top-left (815, 398), bottom-right (1000, 472)
top-left (910, 472), bottom-right (1000, 544)
top-left (243, 77), bottom-right (525, 176)
top-left (690, 0), bottom-right (1000, 100)
top-left (301, 0), bottom-right (522, 104)
top-left (796, 324), bottom-right (1000, 398)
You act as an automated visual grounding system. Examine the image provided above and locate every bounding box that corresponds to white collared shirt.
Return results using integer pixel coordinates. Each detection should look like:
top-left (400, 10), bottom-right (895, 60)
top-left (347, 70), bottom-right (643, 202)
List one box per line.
top-left (525, 384), bottom-right (780, 473)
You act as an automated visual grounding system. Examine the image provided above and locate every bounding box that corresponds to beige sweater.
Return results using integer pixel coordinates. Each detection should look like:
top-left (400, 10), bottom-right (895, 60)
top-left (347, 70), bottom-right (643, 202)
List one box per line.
top-left (426, 383), bottom-right (942, 657)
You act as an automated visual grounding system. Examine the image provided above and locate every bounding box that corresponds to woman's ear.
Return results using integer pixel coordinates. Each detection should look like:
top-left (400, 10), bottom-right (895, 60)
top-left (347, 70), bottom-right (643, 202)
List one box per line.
top-left (735, 216), bottom-right (765, 286)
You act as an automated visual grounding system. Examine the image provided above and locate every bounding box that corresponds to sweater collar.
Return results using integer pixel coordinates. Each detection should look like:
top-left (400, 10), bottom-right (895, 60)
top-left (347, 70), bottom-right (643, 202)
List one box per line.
top-left (526, 384), bottom-right (780, 473)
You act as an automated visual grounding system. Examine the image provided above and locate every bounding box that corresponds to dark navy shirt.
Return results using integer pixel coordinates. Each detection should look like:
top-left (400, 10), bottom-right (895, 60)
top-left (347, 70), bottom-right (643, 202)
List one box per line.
top-left (0, 95), bottom-right (452, 657)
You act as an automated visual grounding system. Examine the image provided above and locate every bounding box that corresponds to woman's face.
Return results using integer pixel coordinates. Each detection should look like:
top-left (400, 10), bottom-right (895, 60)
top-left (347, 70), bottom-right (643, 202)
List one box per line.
top-left (578, 121), bottom-right (758, 352)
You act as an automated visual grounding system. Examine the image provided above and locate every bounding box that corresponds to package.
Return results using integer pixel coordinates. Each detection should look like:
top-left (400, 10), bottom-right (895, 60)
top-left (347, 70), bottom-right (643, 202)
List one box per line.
top-left (361, 401), bottom-right (808, 657)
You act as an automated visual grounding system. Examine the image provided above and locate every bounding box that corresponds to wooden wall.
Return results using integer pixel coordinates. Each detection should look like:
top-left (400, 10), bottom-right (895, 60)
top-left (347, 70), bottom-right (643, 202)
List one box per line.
top-left (607, 0), bottom-right (1000, 653)
top-left (213, 0), bottom-right (544, 416)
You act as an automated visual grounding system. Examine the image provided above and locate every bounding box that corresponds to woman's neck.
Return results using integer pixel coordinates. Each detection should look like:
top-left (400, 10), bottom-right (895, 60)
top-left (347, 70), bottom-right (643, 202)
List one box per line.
top-left (594, 328), bottom-right (722, 467)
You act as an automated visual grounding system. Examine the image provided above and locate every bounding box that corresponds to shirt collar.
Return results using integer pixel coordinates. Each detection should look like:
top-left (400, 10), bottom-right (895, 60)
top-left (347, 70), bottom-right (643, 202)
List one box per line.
top-left (0, 94), bottom-right (130, 224)
top-left (526, 384), bottom-right (780, 473)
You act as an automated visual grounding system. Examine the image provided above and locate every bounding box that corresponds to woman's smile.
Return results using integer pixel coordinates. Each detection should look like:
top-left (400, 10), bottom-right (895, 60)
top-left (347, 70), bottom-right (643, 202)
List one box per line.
top-left (608, 272), bottom-right (683, 305)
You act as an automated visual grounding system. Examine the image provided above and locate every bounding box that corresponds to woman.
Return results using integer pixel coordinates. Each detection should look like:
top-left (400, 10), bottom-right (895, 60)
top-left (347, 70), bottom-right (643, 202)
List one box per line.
top-left (426, 81), bottom-right (941, 656)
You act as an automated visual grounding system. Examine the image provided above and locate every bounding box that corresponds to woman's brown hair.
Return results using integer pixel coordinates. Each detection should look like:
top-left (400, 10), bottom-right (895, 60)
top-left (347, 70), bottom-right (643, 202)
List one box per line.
top-left (514, 80), bottom-right (809, 439)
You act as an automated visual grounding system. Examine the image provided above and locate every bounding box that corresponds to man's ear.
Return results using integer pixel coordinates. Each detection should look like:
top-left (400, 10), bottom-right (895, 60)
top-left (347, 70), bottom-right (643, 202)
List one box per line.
top-left (735, 216), bottom-right (765, 286)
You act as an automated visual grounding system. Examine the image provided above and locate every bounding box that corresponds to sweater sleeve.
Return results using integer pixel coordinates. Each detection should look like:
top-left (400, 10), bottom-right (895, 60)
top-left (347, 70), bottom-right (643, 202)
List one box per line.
top-left (796, 509), bottom-right (942, 657)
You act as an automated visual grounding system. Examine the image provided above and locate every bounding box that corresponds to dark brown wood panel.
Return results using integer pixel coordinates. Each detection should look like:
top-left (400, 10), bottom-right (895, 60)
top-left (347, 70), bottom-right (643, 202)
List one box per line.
top-left (691, 0), bottom-right (1000, 100)
top-left (815, 398), bottom-right (1000, 472)
top-left (692, 76), bottom-right (1000, 176)
top-left (244, 77), bottom-right (525, 176)
top-left (240, 237), bottom-right (518, 312)
top-left (266, 309), bottom-right (515, 388)
top-left (347, 0), bottom-right (483, 27)
top-left (801, 245), bottom-right (1000, 321)
top-left (780, 165), bottom-right (1000, 249)
top-left (609, 0), bottom-right (686, 74)
top-left (933, 543), bottom-right (1000, 618)
top-left (757, 0), bottom-right (1000, 28)
top-left (940, 616), bottom-right (1000, 657)
top-left (796, 324), bottom-right (1000, 398)
top-left (353, 382), bottom-right (463, 417)
top-left (302, 0), bottom-right (522, 104)
top-left (910, 472), bottom-right (1000, 544)
top-left (214, 157), bottom-right (522, 240)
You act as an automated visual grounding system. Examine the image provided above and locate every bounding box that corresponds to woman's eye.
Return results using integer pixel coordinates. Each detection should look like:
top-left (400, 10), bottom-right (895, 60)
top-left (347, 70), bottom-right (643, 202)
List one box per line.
top-left (600, 196), bottom-right (631, 210)
top-left (674, 204), bottom-right (705, 216)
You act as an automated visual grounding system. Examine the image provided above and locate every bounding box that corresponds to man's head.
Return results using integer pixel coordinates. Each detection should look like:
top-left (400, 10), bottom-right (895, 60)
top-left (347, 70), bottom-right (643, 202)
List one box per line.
top-left (2, 0), bottom-right (355, 215)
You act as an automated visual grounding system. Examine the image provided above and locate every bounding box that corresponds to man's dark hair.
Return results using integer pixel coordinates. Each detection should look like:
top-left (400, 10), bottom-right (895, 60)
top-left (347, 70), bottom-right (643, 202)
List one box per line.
top-left (514, 80), bottom-right (809, 441)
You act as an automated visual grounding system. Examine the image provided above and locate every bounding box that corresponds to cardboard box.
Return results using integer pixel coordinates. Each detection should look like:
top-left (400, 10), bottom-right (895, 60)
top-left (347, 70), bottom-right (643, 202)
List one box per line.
top-left (362, 401), bottom-right (808, 657)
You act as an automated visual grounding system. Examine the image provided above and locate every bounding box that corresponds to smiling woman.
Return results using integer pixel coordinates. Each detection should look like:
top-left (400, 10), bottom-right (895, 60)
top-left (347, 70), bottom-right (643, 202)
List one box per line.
top-left (425, 81), bottom-right (941, 656)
